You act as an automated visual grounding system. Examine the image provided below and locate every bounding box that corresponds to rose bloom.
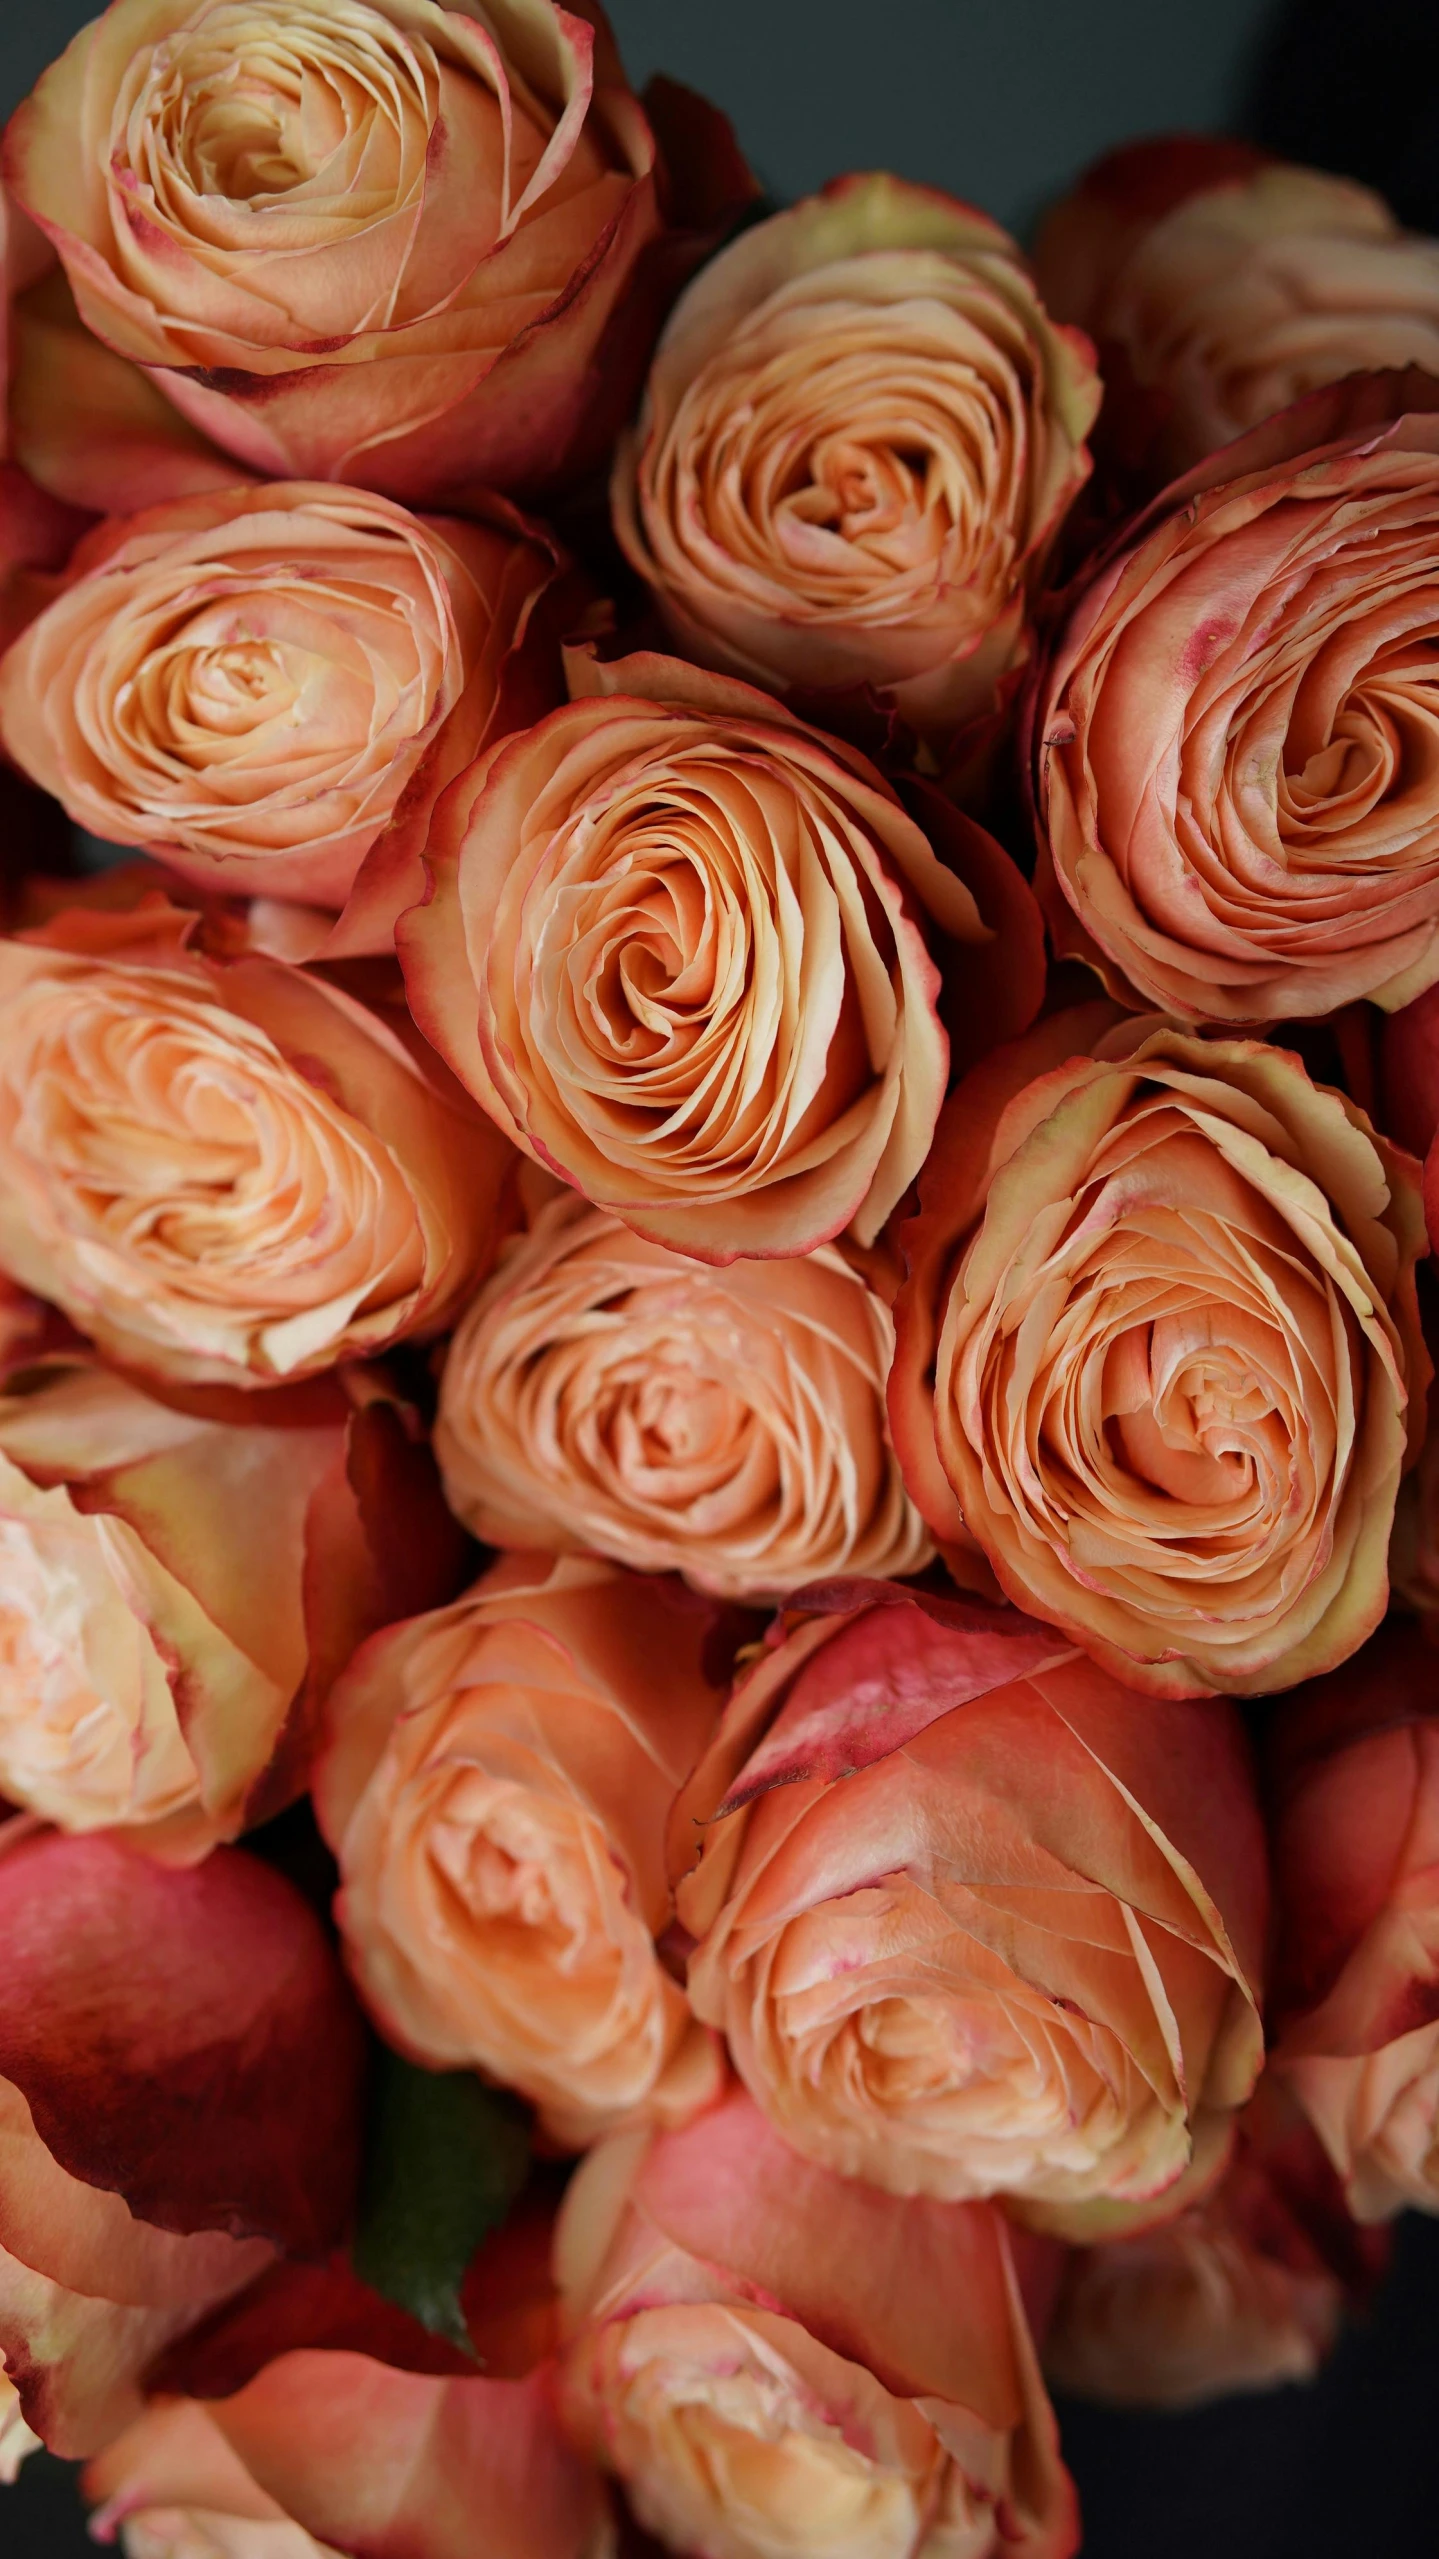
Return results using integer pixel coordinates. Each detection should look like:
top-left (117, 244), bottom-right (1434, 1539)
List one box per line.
top-left (672, 1583), bottom-right (1266, 2217)
top-left (435, 1191), bottom-right (931, 1600)
top-left (1034, 138), bottom-right (1439, 490)
top-left (1267, 1622), bottom-right (1439, 2220)
top-left (612, 172), bottom-right (1099, 756)
top-left (3, 0), bottom-right (753, 507)
top-left (0, 1353), bottom-right (468, 1857)
top-left (1035, 397), bottom-right (1439, 1024)
top-left (0, 482), bottom-right (564, 943)
top-left (402, 651), bottom-right (1002, 1262)
top-left (557, 2083), bottom-right (1077, 2559)
top-left (315, 1552), bottom-right (730, 2148)
top-left (890, 1005), bottom-right (1428, 1697)
top-left (0, 1830), bottom-right (365, 2455)
top-left (0, 894), bottom-right (512, 1387)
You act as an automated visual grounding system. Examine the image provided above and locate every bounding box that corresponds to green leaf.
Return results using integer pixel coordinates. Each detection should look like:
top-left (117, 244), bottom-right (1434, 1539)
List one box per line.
top-left (352, 2048), bottom-right (531, 2353)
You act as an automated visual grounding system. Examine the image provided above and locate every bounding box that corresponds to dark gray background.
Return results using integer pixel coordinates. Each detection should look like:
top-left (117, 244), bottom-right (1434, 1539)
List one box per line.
top-left (3, 2), bottom-right (1439, 2555)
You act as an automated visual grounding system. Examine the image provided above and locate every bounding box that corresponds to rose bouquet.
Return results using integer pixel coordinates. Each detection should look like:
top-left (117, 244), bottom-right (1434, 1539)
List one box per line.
top-left (0, 10), bottom-right (1436, 2557)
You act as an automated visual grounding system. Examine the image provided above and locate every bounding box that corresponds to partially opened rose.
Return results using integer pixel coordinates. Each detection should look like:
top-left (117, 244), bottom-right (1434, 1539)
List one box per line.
top-left (557, 2083), bottom-right (1077, 2559)
top-left (0, 1355), bottom-right (468, 1857)
top-left (612, 172), bottom-right (1099, 757)
top-left (0, 895), bottom-right (513, 1387)
top-left (1036, 398), bottom-right (1439, 1024)
top-left (402, 650), bottom-right (1000, 1261)
top-left (315, 1553), bottom-right (731, 2148)
top-left (435, 1192), bottom-right (931, 1599)
top-left (672, 1583), bottom-right (1266, 2216)
top-left (4, 0), bottom-right (753, 507)
top-left (1267, 1623), bottom-right (1439, 2220)
top-left (0, 483), bottom-right (565, 946)
top-left (890, 1006), bottom-right (1428, 1697)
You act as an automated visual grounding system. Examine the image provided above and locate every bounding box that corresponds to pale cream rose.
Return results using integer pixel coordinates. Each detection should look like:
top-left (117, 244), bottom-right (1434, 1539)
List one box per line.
top-left (435, 1192), bottom-right (931, 1600)
top-left (314, 1553), bottom-right (730, 2148)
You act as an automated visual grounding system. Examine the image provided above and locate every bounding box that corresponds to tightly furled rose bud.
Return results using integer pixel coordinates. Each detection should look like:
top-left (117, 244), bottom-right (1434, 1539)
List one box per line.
top-left (672, 1584), bottom-right (1266, 2217)
top-left (4, 0), bottom-right (753, 508)
top-left (612, 172), bottom-right (1099, 759)
top-left (890, 1006), bottom-right (1428, 1697)
top-left (315, 1553), bottom-right (730, 2148)
top-left (1034, 139), bottom-right (1439, 491)
top-left (0, 896), bottom-right (512, 1387)
top-left (435, 1192), bottom-right (931, 1600)
top-left (0, 483), bottom-right (564, 944)
top-left (402, 651), bottom-right (1000, 1262)
top-left (1035, 396), bottom-right (1439, 1025)
top-left (1268, 1624), bottom-right (1439, 2220)
top-left (557, 2084), bottom-right (1078, 2559)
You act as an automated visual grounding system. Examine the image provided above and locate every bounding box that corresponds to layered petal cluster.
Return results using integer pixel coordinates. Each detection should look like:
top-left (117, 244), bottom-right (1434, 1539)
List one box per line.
top-left (1268, 1624), bottom-right (1439, 2220)
top-left (613, 172), bottom-right (1099, 753)
top-left (0, 483), bottom-right (564, 937)
top-left (672, 1585), bottom-right (1266, 2214)
top-left (402, 653), bottom-right (992, 1260)
top-left (315, 1553), bottom-right (730, 2148)
top-left (435, 1192), bottom-right (930, 1599)
top-left (0, 896), bottom-right (512, 1387)
top-left (557, 2083), bottom-right (1077, 2559)
top-left (1036, 400), bottom-right (1439, 1024)
top-left (891, 1007), bottom-right (1428, 1697)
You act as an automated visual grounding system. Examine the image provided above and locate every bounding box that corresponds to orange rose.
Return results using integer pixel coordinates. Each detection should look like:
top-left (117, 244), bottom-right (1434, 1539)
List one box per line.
top-left (402, 650), bottom-right (1001, 1262)
top-left (557, 2084), bottom-right (1077, 2559)
top-left (0, 895), bottom-right (512, 1387)
top-left (890, 1006), bottom-right (1428, 1697)
top-left (672, 1584), bottom-right (1266, 2219)
top-left (1035, 394), bottom-right (1439, 1024)
top-left (435, 1191), bottom-right (931, 1599)
top-left (612, 172), bottom-right (1099, 758)
top-left (0, 483), bottom-right (565, 948)
top-left (4, 0), bottom-right (754, 508)
top-left (315, 1553), bottom-right (730, 2148)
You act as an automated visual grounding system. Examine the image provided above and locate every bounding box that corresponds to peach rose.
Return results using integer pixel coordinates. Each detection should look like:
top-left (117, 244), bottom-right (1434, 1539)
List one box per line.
top-left (1267, 1623), bottom-right (1439, 2220)
top-left (557, 2083), bottom-right (1077, 2559)
top-left (402, 650), bottom-right (1001, 1262)
top-left (890, 1006), bottom-right (1428, 1697)
top-left (1035, 395), bottom-right (1439, 1024)
top-left (4, 0), bottom-right (754, 508)
top-left (1035, 139), bottom-right (1439, 491)
top-left (0, 1830), bottom-right (366, 2454)
top-left (315, 1553), bottom-right (731, 2148)
top-left (671, 1583), bottom-right (1266, 2218)
top-left (0, 483), bottom-right (566, 946)
top-left (0, 1354), bottom-right (468, 1857)
top-left (434, 1191), bottom-right (931, 1599)
top-left (0, 895), bottom-right (513, 1387)
top-left (612, 172), bottom-right (1099, 758)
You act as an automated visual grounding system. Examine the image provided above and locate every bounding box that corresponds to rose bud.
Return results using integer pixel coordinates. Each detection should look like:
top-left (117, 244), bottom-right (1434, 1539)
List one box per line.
top-left (671, 1583), bottom-right (1265, 2222)
top-left (402, 650), bottom-right (1010, 1262)
top-left (890, 1005), bottom-right (1428, 1697)
top-left (0, 894), bottom-right (514, 1388)
top-left (0, 1830), bottom-right (365, 2454)
top-left (84, 2362), bottom-right (610, 2559)
top-left (0, 483), bottom-right (567, 950)
top-left (557, 2082), bottom-right (1077, 2559)
top-left (314, 1553), bottom-right (731, 2149)
top-left (1034, 139), bottom-right (1439, 491)
top-left (434, 1192), bottom-right (931, 1601)
top-left (1267, 1622), bottom-right (1439, 2220)
top-left (3, 0), bottom-right (755, 512)
top-left (1035, 394), bottom-right (1439, 1025)
top-left (0, 1353), bottom-right (468, 1857)
top-left (612, 172), bottom-right (1099, 760)
top-left (1043, 2077), bottom-right (1390, 2410)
